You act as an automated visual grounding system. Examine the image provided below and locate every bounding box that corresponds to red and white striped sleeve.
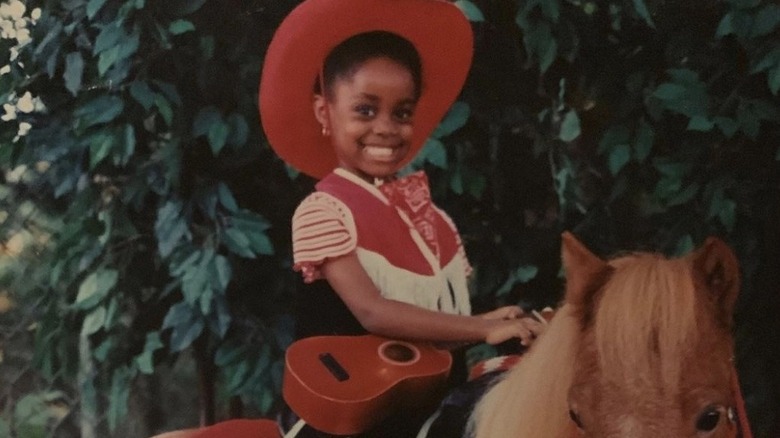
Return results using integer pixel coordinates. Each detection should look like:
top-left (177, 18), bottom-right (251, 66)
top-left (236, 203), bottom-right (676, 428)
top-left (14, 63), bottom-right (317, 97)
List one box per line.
top-left (292, 192), bottom-right (357, 283)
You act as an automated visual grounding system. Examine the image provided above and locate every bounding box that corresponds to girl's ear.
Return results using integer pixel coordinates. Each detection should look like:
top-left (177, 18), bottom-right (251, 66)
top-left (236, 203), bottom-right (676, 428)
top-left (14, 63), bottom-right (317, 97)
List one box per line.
top-left (313, 94), bottom-right (329, 128)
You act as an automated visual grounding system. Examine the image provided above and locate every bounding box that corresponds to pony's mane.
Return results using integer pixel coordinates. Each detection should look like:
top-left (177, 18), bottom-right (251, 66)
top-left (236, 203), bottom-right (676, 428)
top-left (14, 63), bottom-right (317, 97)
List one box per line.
top-left (596, 253), bottom-right (698, 394)
top-left (469, 303), bottom-right (580, 438)
top-left (470, 252), bottom-right (699, 437)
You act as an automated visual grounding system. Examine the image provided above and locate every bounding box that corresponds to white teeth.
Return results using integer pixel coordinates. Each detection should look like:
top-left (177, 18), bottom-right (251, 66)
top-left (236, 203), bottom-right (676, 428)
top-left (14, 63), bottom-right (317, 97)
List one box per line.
top-left (364, 146), bottom-right (393, 158)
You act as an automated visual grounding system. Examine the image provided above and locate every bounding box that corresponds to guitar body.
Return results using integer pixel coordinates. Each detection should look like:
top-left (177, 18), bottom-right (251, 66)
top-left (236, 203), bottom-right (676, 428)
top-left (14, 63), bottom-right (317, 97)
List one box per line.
top-left (283, 335), bottom-right (452, 435)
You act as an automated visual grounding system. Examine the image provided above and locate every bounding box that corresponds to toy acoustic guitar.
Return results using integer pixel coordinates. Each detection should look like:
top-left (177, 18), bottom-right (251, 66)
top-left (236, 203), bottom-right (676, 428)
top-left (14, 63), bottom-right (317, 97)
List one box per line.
top-left (282, 334), bottom-right (452, 436)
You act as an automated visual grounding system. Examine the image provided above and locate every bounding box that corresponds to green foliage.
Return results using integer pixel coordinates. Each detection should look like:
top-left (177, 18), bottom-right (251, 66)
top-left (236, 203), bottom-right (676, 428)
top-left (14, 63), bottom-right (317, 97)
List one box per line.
top-left (1, 0), bottom-right (778, 436)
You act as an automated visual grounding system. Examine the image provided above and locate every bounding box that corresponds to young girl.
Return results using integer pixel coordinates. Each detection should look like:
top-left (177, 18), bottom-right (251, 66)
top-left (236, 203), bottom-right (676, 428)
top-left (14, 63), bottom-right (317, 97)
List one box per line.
top-left (259, 0), bottom-right (543, 435)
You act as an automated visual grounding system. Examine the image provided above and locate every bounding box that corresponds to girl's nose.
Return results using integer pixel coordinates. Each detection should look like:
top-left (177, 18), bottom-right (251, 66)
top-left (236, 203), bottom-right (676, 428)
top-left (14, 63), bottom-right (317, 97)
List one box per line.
top-left (373, 114), bottom-right (398, 135)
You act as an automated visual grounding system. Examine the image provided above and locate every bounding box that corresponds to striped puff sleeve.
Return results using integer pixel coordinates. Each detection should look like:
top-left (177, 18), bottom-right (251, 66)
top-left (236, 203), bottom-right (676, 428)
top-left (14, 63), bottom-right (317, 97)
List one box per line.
top-left (292, 192), bottom-right (357, 283)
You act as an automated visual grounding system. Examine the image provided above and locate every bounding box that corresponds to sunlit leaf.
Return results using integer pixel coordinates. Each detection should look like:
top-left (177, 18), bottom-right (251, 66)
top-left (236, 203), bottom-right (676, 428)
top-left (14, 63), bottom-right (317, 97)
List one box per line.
top-left (81, 305), bottom-right (106, 336)
top-left (559, 109), bottom-right (581, 142)
top-left (75, 269), bottom-right (118, 309)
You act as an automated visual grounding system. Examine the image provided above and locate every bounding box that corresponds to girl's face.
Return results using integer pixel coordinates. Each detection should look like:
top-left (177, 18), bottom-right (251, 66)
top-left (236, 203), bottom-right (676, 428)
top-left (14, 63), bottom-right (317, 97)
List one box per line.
top-left (314, 57), bottom-right (417, 181)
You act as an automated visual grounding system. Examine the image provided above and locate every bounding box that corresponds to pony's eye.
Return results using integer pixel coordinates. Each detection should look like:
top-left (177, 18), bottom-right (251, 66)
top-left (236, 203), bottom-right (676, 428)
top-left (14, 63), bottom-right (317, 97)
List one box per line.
top-left (695, 406), bottom-right (721, 432)
top-left (569, 409), bottom-right (584, 429)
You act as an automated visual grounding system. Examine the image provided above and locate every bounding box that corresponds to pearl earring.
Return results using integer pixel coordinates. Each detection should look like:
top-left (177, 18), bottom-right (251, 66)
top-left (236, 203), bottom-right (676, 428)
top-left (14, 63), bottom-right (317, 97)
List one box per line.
top-left (322, 125), bottom-right (330, 136)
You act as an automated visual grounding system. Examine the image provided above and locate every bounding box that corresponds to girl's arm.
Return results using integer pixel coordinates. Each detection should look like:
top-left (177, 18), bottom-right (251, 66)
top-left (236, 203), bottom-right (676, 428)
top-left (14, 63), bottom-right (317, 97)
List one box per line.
top-left (322, 253), bottom-right (543, 346)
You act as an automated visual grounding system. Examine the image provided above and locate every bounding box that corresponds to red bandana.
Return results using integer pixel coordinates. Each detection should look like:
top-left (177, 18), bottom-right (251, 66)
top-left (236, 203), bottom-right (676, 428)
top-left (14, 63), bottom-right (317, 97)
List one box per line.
top-left (379, 171), bottom-right (440, 261)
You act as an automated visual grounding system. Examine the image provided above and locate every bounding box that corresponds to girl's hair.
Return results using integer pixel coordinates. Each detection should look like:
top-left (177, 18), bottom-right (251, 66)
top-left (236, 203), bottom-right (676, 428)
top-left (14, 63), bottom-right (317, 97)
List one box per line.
top-left (315, 31), bottom-right (423, 100)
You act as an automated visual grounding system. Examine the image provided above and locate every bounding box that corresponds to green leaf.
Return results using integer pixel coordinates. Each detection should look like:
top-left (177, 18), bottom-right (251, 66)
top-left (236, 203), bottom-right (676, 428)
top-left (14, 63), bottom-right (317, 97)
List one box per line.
top-left (212, 255), bottom-right (232, 291)
top-left (667, 182), bottom-right (700, 206)
top-left (169, 0), bottom-right (209, 16)
top-left (135, 332), bottom-right (163, 374)
top-left (154, 200), bottom-right (191, 257)
top-left (63, 52), bottom-right (84, 96)
top-left (714, 117), bottom-right (739, 138)
top-left (751, 47), bottom-right (780, 74)
top-left (117, 124), bottom-right (136, 166)
top-left (75, 269), bottom-right (118, 309)
top-left (181, 250), bottom-right (213, 302)
top-left (652, 83), bottom-right (686, 100)
top-left (81, 305), bottom-right (107, 336)
top-left (215, 343), bottom-right (249, 367)
top-left (170, 316), bottom-right (204, 352)
top-left (558, 109), bottom-right (581, 142)
top-left (87, 0), bottom-right (110, 18)
top-left (226, 113), bottom-right (249, 147)
top-left (94, 23), bottom-right (122, 55)
top-left (751, 5), bottom-right (780, 38)
top-left (673, 235), bottom-right (695, 257)
top-left (608, 143), bottom-right (631, 175)
top-left (598, 125), bottom-right (630, 154)
top-left (108, 367), bottom-right (133, 431)
top-left (687, 116), bottom-right (715, 132)
top-left (129, 81), bottom-right (156, 110)
top-left (768, 65), bottom-right (780, 95)
top-left (420, 138), bottom-right (448, 169)
top-left (169, 19), bottom-right (195, 35)
top-left (208, 120), bottom-right (230, 154)
top-left (634, 119), bottom-right (654, 161)
top-left (209, 294), bottom-right (231, 337)
top-left (98, 45), bottom-right (120, 76)
top-left (495, 265), bottom-right (538, 296)
top-left (217, 183), bottom-right (238, 212)
top-left (74, 95), bottom-right (125, 128)
top-left (14, 393), bottom-right (49, 438)
top-left (155, 95), bottom-right (174, 126)
top-left (632, 0), bottom-right (655, 28)
top-left (433, 102), bottom-right (470, 138)
top-left (523, 21), bottom-right (558, 73)
top-left (89, 131), bottom-right (114, 169)
top-left (454, 0), bottom-right (485, 22)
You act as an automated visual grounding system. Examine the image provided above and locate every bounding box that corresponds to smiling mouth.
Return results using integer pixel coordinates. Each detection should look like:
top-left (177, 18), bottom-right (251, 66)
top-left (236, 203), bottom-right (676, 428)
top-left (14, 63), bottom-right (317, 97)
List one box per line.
top-left (363, 145), bottom-right (399, 161)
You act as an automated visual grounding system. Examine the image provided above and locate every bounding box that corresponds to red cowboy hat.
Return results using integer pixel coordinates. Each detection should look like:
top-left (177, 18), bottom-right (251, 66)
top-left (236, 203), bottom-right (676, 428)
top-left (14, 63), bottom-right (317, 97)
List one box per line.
top-left (259, 0), bottom-right (473, 179)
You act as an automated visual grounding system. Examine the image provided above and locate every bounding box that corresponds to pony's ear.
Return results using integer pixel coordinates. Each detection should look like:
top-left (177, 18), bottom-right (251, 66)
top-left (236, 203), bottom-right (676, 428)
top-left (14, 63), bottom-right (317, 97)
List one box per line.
top-left (561, 232), bottom-right (610, 306)
top-left (691, 237), bottom-right (740, 325)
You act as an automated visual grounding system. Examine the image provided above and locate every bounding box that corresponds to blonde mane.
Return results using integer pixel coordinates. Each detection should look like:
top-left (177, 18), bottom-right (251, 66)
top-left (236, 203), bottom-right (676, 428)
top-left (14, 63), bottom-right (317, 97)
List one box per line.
top-left (470, 252), bottom-right (700, 437)
top-left (469, 303), bottom-right (580, 438)
top-left (596, 253), bottom-right (698, 393)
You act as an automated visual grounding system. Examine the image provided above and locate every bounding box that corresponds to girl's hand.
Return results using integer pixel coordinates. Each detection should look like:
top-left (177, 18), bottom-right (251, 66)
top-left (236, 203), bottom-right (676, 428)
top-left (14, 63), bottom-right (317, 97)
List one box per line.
top-left (484, 316), bottom-right (545, 347)
top-left (479, 305), bottom-right (524, 320)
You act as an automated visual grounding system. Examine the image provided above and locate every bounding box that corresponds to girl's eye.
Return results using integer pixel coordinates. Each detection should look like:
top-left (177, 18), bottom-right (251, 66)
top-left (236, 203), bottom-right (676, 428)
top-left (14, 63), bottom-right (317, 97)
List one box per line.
top-left (395, 108), bottom-right (414, 122)
top-left (355, 105), bottom-right (376, 117)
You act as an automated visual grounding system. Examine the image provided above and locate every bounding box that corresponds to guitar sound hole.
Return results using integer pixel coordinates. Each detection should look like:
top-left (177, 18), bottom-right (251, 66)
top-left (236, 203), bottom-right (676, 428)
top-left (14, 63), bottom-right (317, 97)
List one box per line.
top-left (380, 342), bottom-right (418, 364)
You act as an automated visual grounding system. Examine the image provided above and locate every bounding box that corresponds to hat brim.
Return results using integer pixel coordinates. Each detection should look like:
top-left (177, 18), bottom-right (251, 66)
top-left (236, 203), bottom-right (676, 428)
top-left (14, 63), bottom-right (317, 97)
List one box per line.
top-left (259, 0), bottom-right (473, 179)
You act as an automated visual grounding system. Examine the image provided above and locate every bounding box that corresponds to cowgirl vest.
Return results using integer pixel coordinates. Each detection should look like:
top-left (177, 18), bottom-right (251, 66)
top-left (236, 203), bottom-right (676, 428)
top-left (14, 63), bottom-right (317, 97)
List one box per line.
top-left (294, 170), bottom-right (472, 330)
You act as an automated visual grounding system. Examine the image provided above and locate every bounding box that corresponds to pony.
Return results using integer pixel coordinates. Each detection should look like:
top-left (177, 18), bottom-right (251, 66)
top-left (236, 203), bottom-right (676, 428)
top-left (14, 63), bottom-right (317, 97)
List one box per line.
top-left (150, 232), bottom-right (749, 438)
top-left (469, 232), bottom-right (744, 438)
